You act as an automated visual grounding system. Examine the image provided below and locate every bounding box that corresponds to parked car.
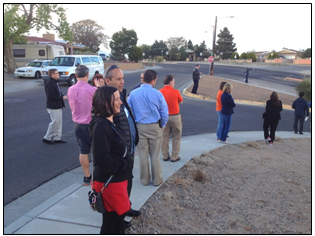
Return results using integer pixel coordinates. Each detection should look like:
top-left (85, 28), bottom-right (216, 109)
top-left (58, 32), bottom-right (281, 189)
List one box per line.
top-left (14, 59), bottom-right (52, 79)
top-left (41, 55), bottom-right (104, 86)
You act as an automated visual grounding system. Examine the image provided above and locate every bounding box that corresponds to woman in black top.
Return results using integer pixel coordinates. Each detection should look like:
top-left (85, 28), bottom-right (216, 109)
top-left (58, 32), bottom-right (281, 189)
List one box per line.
top-left (89, 86), bottom-right (133, 234)
top-left (263, 91), bottom-right (283, 145)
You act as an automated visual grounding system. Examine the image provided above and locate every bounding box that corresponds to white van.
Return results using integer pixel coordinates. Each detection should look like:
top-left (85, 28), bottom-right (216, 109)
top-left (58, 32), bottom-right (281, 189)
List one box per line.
top-left (42, 55), bottom-right (104, 86)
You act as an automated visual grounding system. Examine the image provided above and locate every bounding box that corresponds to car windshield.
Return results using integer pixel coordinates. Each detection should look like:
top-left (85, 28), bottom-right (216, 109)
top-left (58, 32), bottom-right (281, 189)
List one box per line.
top-left (27, 61), bottom-right (43, 67)
top-left (42, 61), bottom-right (51, 67)
top-left (50, 57), bottom-right (75, 66)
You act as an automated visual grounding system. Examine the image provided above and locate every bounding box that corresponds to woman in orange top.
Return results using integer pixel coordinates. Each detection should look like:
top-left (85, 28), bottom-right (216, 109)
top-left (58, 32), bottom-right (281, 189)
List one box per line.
top-left (216, 82), bottom-right (227, 140)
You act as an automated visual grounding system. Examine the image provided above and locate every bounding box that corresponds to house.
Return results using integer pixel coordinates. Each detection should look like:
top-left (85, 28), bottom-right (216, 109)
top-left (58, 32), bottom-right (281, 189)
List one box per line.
top-left (254, 51), bottom-right (269, 59)
top-left (185, 48), bottom-right (196, 61)
top-left (277, 47), bottom-right (302, 59)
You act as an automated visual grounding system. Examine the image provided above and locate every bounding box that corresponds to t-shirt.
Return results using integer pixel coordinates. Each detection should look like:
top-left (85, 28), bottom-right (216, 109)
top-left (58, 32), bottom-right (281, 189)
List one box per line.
top-left (159, 85), bottom-right (183, 115)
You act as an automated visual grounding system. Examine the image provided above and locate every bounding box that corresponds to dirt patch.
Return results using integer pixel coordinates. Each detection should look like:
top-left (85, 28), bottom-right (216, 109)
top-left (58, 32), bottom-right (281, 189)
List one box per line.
top-left (186, 75), bottom-right (296, 107)
top-left (126, 138), bottom-right (311, 234)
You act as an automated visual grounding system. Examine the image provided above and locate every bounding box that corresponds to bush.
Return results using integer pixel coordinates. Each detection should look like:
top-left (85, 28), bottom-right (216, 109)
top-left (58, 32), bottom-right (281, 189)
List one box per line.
top-left (246, 52), bottom-right (257, 62)
top-left (240, 52), bottom-right (247, 59)
top-left (230, 52), bottom-right (239, 59)
top-left (129, 46), bottom-right (143, 63)
top-left (155, 56), bottom-right (164, 62)
top-left (295, 79), bottom-right (311, 102)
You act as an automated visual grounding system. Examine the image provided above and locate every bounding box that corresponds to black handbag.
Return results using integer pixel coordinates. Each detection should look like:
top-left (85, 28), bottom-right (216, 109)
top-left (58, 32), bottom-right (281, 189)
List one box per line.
top-left (88, 175), bottom-right (113, 213)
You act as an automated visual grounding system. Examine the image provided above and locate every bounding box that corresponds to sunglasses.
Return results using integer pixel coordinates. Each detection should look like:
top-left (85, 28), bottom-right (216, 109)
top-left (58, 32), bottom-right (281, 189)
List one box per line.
top-left (105, 65), bottom-right (119, 78)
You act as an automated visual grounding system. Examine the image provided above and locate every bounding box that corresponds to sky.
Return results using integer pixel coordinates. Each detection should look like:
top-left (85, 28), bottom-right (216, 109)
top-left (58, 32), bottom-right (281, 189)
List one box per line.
top-left (27, 3), bottom-right (312, 54)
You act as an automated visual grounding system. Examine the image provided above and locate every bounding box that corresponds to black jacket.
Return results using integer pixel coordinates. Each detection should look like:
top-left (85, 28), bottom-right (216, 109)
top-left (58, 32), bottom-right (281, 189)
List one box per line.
top-left (292, 97), bottom-right (309, 116)
top-left (90, 116), bottom-right (133, 183)
top-left (45, 77), bottom-right (65, 109)
top-left (192, 67), bottom-right (201, 80)
top-left (113, 89), bottom-right (139, 156)
top-left (263, 100), bottom-right (283, 121)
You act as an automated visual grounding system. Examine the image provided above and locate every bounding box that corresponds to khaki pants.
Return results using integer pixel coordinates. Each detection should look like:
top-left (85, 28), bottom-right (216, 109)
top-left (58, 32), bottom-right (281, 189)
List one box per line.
top-left (162, 114), bottom-right (182, 161)
top-left (44, 108), bottom-right (63, 141)
top-left (137, 123), bottom-right (163, 186)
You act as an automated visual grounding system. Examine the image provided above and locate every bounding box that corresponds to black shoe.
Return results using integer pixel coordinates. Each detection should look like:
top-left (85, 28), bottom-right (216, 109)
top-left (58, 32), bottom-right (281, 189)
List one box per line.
top-left (126, 209), bottom-right (141, 217)
top-left (299, 132), bottom-right (303, 135)
top-left (163, 157), bottom-right (170, 161)
top-left (42, 138), bottom-right (55, 144)
top-left (54, 139), bottom-right (67, 143)
top-left (124, 220), bottom-right (132, 229)
top-left (294, 131), bottom-right (298, 134)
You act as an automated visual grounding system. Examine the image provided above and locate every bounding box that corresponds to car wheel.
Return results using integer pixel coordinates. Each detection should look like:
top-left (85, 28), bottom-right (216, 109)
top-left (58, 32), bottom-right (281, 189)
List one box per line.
top-left (35, 71), bottom-right (41, 79)
top-left (19, 76), bottom-right (24, 78)
top-left (68, 75), bottom-right (77, 86)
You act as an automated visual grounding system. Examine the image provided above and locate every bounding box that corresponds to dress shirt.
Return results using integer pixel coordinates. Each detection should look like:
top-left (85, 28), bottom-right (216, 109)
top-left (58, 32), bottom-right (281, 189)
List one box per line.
top-left (67, 80), bottom-right (97, 124)
top-left (128, 84), bottom-right (169, 127)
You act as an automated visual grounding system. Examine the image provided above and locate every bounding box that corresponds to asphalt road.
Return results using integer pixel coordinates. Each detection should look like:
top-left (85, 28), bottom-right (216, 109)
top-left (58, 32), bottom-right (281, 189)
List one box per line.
top-left (4, 62), bottom-right (309, 205)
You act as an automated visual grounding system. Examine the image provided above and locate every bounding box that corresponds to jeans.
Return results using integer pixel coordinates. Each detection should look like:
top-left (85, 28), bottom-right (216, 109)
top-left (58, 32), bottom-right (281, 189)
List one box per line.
top-left (216, 111), bottom-right (223, 139)
top-left (221, 114), bottom-right (232, 141)
top-left (294, 115), bottom-right (305, 133)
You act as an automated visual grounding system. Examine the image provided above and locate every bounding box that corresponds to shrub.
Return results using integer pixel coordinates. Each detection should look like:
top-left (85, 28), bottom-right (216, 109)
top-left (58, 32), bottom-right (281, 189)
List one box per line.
top-left (240, 52), bottom-right (247, 59)
top-left (295, 79), bottom-right (311, 102)
top-left (155, 56), bottom-right (164, 62)
top-left (246, 52), bottom-right (257, 62)
top-left (230, 52), bottom-right (239, 59)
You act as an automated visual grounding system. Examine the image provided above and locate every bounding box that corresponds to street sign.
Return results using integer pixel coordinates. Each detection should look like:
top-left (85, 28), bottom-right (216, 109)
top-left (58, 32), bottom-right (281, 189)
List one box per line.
top-left (208, 56), bottom-right (214, 62)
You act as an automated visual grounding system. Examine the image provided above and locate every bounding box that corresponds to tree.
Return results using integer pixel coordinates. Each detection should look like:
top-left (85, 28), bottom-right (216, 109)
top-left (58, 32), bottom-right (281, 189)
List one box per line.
top-left (215, 27), bottom-right (237, 59)
top-left (150, 40), bottom-right (168, 57)
top-left (109, 27), bottom-right (138, 60)
top-left (166, 37), bottom-right (186, 49)
top-left (129, 46), bottom-right (143, 62)
top-left (4, 4), bottom-right (72, 73)
top-left (179, 46), bottom-right (187, 61)
top-left (246, 52), bottom-right (257, 62)
top-left (296, 79), bottom-right (311, 102)
top-left (240, 52), bottom-right (247, 59)
top-left (168, 46), bottom-right (179, 61)
top-left (267, 51), bottom-right (280, 59)
top-left (71, 19), bottom-right (109, 53)
top-left (230, 52), bottom-right (239, 59)
top-left (301, 48), bottom-right (311, 58)
top-left (187, 40), bottom-right (194, 50)
top-left (140, 44), bottom-right (151, 59)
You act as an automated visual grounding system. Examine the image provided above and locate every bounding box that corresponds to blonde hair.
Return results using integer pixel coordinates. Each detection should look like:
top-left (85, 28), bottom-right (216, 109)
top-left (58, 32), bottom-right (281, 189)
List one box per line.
top-left (223, 83), bottom-right (233, 93)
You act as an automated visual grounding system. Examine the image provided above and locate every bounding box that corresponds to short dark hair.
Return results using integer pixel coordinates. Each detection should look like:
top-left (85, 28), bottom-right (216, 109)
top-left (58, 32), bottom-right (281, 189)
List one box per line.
top-left (163, 75), bottom-right (174, 85)
top-left (75, 65), bottom-right (89, 78)
top-left (92, 86), bottom-right (118, 117)
top-left (219, 81), bottom-right (227, 90)
top-left (299, 91), bottom-right (305, 98)
top-left (196, 64), bottom-right (200, 67)
top-left (143, 69), bottom-right (157, 83)
top-left (48, 69), bottom-right (57, 77)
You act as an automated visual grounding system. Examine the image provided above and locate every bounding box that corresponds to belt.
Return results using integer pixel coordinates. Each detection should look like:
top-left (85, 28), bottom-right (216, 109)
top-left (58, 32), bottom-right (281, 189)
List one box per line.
top-left (169, 113), bottom-right (179, 116)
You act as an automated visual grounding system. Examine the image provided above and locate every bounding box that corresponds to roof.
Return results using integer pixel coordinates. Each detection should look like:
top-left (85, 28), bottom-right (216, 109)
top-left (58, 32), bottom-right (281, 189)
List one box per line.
top-left (24, 36), bottom-right (85, 49)
top-left (185, 48), bottom-right (195, 53)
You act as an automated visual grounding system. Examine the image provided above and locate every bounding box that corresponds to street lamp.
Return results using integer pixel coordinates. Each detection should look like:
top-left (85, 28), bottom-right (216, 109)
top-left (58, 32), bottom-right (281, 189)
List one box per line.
top-left (210, 16), bottom-right (234, 76)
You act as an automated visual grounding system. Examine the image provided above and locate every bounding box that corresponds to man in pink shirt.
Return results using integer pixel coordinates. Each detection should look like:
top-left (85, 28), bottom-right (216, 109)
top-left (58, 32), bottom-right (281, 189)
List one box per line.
top-left (67, 65), bottom-right (97, 186)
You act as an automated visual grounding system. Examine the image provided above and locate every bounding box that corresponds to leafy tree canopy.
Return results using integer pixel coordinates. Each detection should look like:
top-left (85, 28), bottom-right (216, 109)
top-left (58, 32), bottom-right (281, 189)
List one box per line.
top-left (109, 27), bottom-right (138, 60)
top-left (150, 40), bottom-right (168, 57)
top-left (129, 46), bottom-right (143, 62)
top-left (4, 4), bottom-right (72, 73)
top-left (301, 48), bottom-right (311, 58)
top-left (166, 37), bottom-right (186, 49)
top-left (71, 19), bottom-right (109, 53)
top-left (140, 44), bottom-right (151, 59)
top-left (187, 40), bottom-right (194, 50)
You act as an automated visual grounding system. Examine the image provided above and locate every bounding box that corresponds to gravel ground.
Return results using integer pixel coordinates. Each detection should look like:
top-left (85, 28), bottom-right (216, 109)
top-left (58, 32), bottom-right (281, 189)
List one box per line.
top-left (126, 137), bottom-right (311, 234)
top-left (125, 77), bottom-right (311, 234)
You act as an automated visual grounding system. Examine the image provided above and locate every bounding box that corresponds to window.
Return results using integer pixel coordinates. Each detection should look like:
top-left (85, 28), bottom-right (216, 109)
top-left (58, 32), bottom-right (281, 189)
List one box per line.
top-left (13, 49), bottom-right (25, 58)
top-left (59, 51), bottom-right (64, 55)
top-left (90, 57), bottom-right (100, 65)
top-left (75, 57), bottom-right (81, 66)
top-left (82, 57), bottom-right (91, 65)
top-left (39, 50), bottom-right (45, 56)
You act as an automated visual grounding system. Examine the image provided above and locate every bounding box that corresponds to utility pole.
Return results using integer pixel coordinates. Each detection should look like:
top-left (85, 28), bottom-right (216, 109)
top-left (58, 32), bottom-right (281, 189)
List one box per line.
top-left (210, 16), bottom-right (217, 76)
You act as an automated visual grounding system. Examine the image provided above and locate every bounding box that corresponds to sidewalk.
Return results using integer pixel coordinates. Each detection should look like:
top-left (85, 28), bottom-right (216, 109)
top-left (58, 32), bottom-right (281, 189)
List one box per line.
top-left (4, 131), bottom-right (311, 234)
